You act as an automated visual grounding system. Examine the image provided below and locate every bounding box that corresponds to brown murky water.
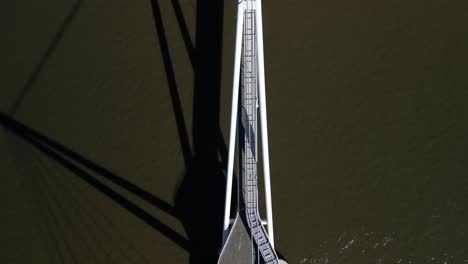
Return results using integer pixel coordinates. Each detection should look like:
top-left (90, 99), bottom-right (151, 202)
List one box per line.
top-left (1, 0), bottom-right (468, 263)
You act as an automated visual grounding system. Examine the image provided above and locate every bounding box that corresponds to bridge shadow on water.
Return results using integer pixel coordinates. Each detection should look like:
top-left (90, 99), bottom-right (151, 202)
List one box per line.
top-left (3, 0), bottom-right (228, 262)
top-left (149, 0), bottom-right (228, 263)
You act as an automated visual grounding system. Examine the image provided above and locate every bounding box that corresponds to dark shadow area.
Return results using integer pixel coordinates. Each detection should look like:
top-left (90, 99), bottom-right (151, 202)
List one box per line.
top-left (149, 0), bottom-right (227, 263)
top-left (0, 112), bottom-right (189, 251)
top-left (9, 0), bottom-right (82, 116)
top-left (175, 0), bottom-right (226, 262)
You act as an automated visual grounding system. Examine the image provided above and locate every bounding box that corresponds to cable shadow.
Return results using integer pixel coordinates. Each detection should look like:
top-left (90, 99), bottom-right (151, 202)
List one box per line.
top-left (149, 1), bottom-right (226, 263)
top-left (0, 112), bottom-right (189, 251)
top-left (149, 0), bottom-right (192, 168)
top-left (9, 0), bottom-right (82, 116)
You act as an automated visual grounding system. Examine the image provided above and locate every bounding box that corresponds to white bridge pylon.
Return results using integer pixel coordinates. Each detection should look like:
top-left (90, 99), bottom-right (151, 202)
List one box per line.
top-left (221, 0), bottom-right (275, 249)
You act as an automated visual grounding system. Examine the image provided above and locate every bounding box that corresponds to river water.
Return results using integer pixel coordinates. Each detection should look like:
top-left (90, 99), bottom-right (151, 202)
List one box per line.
top-left (1, 0), bottom-right (468, 263)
